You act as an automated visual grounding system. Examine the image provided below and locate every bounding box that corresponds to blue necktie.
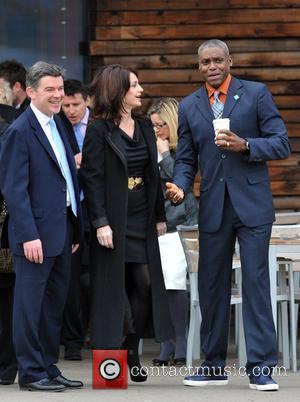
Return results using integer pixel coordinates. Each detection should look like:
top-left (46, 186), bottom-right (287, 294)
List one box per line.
top-left (73, 124), bottom-right (85, 201)
top-left (212, 91), bottom-right (224, 119)
top-left (49, 118), bottom-right (77, 216)
top-left (74, 124), bottom-right (84, 152)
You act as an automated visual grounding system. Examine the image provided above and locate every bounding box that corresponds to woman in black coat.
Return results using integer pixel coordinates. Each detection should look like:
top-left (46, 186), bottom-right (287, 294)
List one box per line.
top-left (80, 65), bottom-right (173, 382)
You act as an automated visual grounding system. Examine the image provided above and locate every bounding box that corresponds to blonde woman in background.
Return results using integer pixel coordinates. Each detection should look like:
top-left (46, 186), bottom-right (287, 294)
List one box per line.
top-left (0, 81), bottom-right (13, 106)
top-left (148, 98), bottom-right (198, 366)
top-left (0, 81), bottom-right (18, 127)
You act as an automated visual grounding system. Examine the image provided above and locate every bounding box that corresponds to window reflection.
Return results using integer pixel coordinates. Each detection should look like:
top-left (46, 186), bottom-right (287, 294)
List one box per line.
top-left (0, 0), bottom-right (84, 80)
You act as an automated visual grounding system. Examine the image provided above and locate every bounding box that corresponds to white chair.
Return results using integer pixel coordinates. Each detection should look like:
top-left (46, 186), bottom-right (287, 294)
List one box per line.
top-left (177, 224), bottom-right (201, 367)
top-left (275, 212), bottom-right (300, 226)
top-left (277, 254), bottom-right (300, 372)
top-left (231, 253), bottom-right (246, 367)
top-left (273, 213), bottom-right (300, 371)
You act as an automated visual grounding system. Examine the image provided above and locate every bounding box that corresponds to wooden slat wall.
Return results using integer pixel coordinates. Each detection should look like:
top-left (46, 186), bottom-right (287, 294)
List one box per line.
top-left (88, 0), bottom-right (300, 210)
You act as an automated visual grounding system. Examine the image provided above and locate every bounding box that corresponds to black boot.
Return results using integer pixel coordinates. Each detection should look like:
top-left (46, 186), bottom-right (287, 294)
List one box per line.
top-left (127, 349), bottom-right (148, 382)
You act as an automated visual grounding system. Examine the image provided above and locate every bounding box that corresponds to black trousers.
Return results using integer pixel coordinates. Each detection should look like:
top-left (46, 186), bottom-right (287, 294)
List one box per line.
top-left (61, 202), bottom-right (90, 352)
top-left (0, 283), bottom-right (17, 381)
top-left (61, 247), bottom-right (85, 351)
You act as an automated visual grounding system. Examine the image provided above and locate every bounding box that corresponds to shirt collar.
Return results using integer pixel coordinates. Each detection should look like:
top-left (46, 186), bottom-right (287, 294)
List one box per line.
top-left (205, 74), bottom-right (232, 99)
top-left (81, 107), bottom-right (89, 126)
top-left (30, 103), bottom-right (53, 126)
top-left (74, 107), bottom-right (89, 129)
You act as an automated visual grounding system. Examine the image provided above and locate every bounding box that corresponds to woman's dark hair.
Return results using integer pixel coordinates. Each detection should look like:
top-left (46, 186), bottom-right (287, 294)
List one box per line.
top-left (90, 64), bottom-right (138, 124)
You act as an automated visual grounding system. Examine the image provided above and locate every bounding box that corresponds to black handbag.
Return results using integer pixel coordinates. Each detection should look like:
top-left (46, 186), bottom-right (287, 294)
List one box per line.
top-left (0, 200), bottom-right (13, 273)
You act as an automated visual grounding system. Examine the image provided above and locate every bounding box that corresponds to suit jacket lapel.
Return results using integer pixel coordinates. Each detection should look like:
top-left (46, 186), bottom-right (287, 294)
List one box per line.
top-left (194, 77), bottom-right (244, 121)
top-left (55, 115), bottom-right (77, 174)
top-left (28, 109), bottom-right (60, 168)
top-left (195, 86), bottom-right (215, 124)
top-left (223, 76), bottom-right (244, 118)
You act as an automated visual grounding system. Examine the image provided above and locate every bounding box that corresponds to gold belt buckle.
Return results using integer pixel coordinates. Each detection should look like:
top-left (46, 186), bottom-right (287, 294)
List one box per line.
top-left (128, 177), bottom-right (143, 190)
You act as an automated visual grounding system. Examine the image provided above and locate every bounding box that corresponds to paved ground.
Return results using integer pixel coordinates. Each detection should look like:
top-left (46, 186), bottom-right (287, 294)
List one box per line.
top-left (1, 341), bottom-right (299, 402)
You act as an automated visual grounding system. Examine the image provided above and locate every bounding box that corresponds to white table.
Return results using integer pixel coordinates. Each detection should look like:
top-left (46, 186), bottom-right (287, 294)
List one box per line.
top-left (269, 224), bottom-right (300, 329)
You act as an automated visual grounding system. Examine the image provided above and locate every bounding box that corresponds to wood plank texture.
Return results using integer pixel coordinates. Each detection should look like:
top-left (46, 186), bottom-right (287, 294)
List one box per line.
top-left (90, 39), bottom-right (300, 55)
top-left (95, 23), bottom-right (300, 40)
top-left (273, 197), bottom-right (300, 210)
top-left (271, 182), bottom-right (300, 195)
top-left (269, 166), bottom-right (300, 181)
top-left (268, 154), bottom-right (300, 166)
top-left (95, 52), bottom-right (300, 68)
top-left (140, 99), bottom-right (300, 120)
top-left (96, 1), bottom-right (300, 10)
top-left (96, 0), bottom-right (235, 10)
top-left (95, 9), bottom-right (300, 26)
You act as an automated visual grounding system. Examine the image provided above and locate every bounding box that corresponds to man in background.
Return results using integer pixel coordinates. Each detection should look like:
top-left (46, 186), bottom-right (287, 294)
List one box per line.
top-left (0, 60), bottom-right (30, 113)
top-left (60, 79), bottom-right (90, 360)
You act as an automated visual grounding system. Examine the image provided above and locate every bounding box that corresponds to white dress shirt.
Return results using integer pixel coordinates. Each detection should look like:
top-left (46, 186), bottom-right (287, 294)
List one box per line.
top-left (30, 104), bottom-right (71, 206)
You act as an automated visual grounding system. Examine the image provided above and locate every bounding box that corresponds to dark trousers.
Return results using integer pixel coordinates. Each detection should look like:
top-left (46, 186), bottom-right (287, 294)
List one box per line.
top-left (61, 202), bottom-right (90, 351)
top-left (61, 247), bottom-right (84, 352)
top-left (0, 284), bottom-right (17, 381)
top-left (198, 190), bottom-right (277, 372)
top-left (13, 218), bottom-right (73, 385)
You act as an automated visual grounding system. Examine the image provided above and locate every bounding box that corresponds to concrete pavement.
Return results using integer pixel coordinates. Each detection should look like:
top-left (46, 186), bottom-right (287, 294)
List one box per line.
top-left (0, 341), bottom-right (299, 402)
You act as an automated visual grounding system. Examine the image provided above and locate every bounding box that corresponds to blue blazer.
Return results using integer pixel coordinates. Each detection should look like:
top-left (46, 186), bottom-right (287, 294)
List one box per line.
top-left (0, 106), bottom-right (82, 256)
top-left (173, 76), bottom-right (291, 232)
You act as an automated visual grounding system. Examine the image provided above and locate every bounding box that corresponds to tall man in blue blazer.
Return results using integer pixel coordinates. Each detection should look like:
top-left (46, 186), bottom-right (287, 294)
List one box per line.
top-left (0, 61), bottom-right (83, 392)
top-left (167, 39), bottom-right (290, 391)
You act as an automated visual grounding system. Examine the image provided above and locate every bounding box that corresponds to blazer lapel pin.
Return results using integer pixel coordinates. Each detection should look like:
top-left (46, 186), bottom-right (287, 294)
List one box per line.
top-left (234, 94), bottom-right (240, 101)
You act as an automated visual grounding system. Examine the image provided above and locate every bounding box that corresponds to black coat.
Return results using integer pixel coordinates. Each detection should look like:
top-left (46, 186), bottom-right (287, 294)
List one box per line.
top-left (17, 97), bottom-right (30, 115)
top-left (0, 105), bottom-right (18, 288)
top-left (0, 104), bottom-right (19, 125)
top-left (80, 117), bottom-right (173, 348)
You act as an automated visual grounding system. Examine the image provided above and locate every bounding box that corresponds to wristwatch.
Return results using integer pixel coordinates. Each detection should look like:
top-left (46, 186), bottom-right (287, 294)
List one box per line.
top-left (241, 139), bottom-right (250, 154)
top-left (245, 140), bottom-right (250, 151)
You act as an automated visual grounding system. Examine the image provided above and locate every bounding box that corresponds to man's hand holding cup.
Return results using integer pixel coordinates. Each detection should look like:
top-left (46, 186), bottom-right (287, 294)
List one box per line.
top-left (213, 118), bottom-right (247, 152)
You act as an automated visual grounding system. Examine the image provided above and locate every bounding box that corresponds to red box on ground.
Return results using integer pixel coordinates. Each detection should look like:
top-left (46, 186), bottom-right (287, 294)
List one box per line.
top-left (92, 350), bottom-right (128, 389)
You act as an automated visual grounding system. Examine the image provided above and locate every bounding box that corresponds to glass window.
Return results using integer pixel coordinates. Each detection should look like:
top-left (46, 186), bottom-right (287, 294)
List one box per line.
top-left (0, 0), bottom-right (85, 80)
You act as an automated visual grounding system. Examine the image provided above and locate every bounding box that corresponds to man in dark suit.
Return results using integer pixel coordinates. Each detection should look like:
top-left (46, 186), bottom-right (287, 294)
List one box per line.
top-left (0, 61), bottom-right (83, 392)
top-left (60, 79), bottom-right (91, 361)
top-left (167, 39), bottom-right (290, 391)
